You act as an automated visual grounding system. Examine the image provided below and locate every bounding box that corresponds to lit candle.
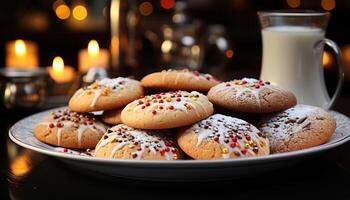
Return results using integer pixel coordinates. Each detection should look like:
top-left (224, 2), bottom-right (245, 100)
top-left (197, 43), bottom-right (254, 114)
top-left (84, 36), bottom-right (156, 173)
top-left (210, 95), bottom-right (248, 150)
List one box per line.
top-left (78, 40), bottom-right (109, 73)
top-left (6, 40), bottom-right (39, 68)
top-left (47, 56), bottom-right (76, 83)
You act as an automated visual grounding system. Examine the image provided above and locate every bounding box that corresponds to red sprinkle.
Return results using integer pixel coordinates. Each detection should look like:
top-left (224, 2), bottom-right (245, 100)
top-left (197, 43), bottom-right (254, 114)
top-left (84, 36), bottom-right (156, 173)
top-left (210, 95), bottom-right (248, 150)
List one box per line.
top-left (171, 148), bottom-right (177, 153)
top-left (177, 94), bottom-right (182, 97)
top-left (168, 105), bottom-right (174, 110)
top-left (152, 110), bottom-right (157, 115)
top-left (159, 106), bottom-right (164, 110)
top-left (140, 95), bottom-right (145, 98)
top-left (56, 122), bottom-right (63, 128)
top-left (165, 147), bottom-right (170, 152)
top-left (145, 102), bottom-right (151, 106)
top-left (232, 137), bottom-right (237, 142)
top-left (246, 135), bottom-right (251, 141)
top-left (49, 123), bottom-right (54, 128)
top-left (63, 148), bottom-right (68, 152)
top-left (206, 76), bottom-right (210, 80)
top-left (226, 83), bottom-right (231, 87)
top-left (241, 149), bottom-right (247, 154)
top-left (141, 105), bottom-right (146, 109)
top-left (214, 137), bottom-right (219, 142)
top-left (176, 98), bottom-right (181, 102)
top-left (255, 84), bottom-right (260, 89)
top-left (230, 143), bottom-right (236, 148)
top-left (242, 80), bottom-right (247, 84)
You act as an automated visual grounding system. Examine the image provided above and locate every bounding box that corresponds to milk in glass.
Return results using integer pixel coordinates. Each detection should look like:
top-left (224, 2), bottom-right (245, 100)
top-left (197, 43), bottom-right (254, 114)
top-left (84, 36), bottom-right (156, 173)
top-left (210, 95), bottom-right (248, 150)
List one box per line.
top-left (260, 26), bottom-right (329, 107)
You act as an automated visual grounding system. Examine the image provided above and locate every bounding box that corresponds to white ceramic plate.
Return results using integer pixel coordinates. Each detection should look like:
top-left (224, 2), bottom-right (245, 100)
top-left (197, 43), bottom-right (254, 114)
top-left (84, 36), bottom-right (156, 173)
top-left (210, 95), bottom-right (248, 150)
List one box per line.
top-left (9, 107), bottom-right (350, 181)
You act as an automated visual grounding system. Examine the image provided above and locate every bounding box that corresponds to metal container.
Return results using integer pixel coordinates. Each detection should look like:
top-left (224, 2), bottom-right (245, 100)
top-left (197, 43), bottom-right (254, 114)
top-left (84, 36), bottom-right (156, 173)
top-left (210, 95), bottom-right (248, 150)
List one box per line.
top-left (0, 68), bottom-right (48, 109)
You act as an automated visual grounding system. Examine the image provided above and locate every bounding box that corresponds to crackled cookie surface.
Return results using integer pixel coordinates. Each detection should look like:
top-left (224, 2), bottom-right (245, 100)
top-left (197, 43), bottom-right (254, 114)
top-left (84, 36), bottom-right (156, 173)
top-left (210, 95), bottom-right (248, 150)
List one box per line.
top-left (208, 78), bottom-right (296, 113)
top-left (121, 91), bottom-right (213, 129)
top-left (69, 77), bottom-right (143, 113)
top-left (141, 69), bottom-right (220, 91)
top-left (94, 124), bottom-right (183, 160)
top-left (34, 108), bottom-right (107, 149)
top-left (258, 104), bottom-right (336, 153)
top-left (177, 114), bottom-right (270, 160)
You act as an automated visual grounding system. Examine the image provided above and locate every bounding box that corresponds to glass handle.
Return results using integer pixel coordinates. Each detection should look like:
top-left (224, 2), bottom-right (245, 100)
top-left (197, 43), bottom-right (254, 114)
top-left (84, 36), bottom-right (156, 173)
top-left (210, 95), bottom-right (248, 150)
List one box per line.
top-left (323, 38), bottom-right (344, 109)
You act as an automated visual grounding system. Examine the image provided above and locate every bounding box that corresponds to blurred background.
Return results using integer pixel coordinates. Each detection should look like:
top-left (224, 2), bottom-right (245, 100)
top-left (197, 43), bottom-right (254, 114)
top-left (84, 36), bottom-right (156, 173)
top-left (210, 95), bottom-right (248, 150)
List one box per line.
top-left (0, 0), bottom-right (349, 112)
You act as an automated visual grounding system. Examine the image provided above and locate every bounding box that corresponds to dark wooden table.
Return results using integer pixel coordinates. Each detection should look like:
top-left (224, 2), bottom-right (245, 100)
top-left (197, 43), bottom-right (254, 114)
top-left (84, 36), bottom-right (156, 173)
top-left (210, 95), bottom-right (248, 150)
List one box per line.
top-left (1, 96), bottom-right (350, 200)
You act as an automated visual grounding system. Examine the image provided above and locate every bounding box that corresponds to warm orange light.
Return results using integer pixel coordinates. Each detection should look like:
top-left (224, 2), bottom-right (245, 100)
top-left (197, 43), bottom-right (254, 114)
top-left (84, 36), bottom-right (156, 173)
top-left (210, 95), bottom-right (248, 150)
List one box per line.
top-left (14, 40), bottom-right (26, 57)
top-left (53, 56), bottom-right (65, 74)
top-left (160, 0), bottom-right (175, 10)
top-left (56, 4), bottom-right (70, 20)
top-left (226, 49), bottom-right (234, 59)
top-left (10, 154), bottom-right (32, 176)
top-left (321, 0), bottom-right (336, 11)
top-left (72, 5), bottom-right (88, 21)
top-left (323, 51), bottom-right (333, 68)
top-left (88, 40), bottom-right (100, 57)
top-left (343, 45), bottom-right (350, 62)
top-left (139, 2), bottom-right (153, 16)
top-left (287, 0), bottom-right (301, 8)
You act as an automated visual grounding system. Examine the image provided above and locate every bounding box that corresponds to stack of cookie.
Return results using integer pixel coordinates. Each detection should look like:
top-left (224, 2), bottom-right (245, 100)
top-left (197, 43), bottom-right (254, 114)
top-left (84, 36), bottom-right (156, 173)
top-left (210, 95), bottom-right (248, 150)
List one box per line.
top-left (33, 69), bottom-right (337, 160)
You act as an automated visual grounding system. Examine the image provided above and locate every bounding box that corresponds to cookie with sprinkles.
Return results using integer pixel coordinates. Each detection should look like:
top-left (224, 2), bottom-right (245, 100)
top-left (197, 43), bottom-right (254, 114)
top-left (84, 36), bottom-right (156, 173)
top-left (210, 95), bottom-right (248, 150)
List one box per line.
top-left (258, 104), bottom-right (336, 153)
top-left (207, 77), bottom-right (297, 113)
top-left (69, 77), bottom-right (143, 113)
top-left (141, 69), bottom-right (220, 91)
top-left (100, 107), bottom-right (123, 125)
top-left (94, 124), bottom-right (183, 160)
top-left (121, 91), bottom-right (214, 129)
top-left (34, 108), bottom-right (107, 149)
top-left (177, 114), bottom-right (269, 160)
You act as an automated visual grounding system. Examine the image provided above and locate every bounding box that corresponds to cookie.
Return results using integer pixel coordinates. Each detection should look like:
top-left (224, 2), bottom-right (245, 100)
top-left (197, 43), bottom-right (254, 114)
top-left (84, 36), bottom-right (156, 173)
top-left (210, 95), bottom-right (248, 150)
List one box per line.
top-left (207, 78), bottom-right (297, 113)
top-left (141, 69), bottom-right (220, 91)
top-left (69, 77), bottom-right (143, 113)
top-left (34, 108), bottom-right (107, 149)
top-left (100, 108), bottom-right (123, 125)
top-left (94, 124), bottom-right (183, 160)
top-left (177, 114), bottom-right (269, 160)
top-left (258, 104), bottom-right (336, 153)
top-left (121, 91), bottom-right (214, 129)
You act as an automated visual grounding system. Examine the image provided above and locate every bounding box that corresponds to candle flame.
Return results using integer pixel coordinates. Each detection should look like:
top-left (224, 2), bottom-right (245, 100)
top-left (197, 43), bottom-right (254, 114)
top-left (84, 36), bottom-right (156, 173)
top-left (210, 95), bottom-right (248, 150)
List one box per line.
top-left (88, 40), bottom-right (100, 57)
top-left (15, 40), bottom-right (26, 57)
top-left (53, 56), bottom-right (64, 73)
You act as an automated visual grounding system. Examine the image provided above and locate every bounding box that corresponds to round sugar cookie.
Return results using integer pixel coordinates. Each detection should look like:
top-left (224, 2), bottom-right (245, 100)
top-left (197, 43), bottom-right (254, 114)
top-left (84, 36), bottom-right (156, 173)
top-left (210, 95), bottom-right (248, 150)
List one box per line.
top-left (121, 91), bottom-right (214, 129)
top-left (258, 104), bottom-right (336, 153)
top-left (141, 69), bottom-right (220, 91)
top-left (69, 77), bottom-right (143, 113)
top-left (94, 124), bottom-right (183, 160)
top-left (207, 78), bottom-right (297, 113)
top-left (34, 108), bottom-right (107, 149)
top-left (177, 114), bottom-right (270, 160)
top-left (100, 108), bottom-right (123, 125)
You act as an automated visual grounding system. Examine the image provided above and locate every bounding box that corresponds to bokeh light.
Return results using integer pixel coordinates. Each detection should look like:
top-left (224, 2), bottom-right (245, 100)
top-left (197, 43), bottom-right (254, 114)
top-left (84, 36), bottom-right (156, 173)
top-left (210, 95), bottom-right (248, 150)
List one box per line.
top-left (321, 0), bottom-right (336, 11)
top-left (161, 40), bottom-right (172, 53)
top-left (56, 4), bottom-right (71, 20)
top-left (225, 49), bottom-right (234, 59)
top-left (287, 0), bottom-right (301, 8)
top-left (160, 0), bottom-right (175, 10)
top-left (322, 51), bottom-right (333, 68)
top-left (72, 5), bottom-right (88, 21)
top-left (139, 2), bottom-right (153, 16)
